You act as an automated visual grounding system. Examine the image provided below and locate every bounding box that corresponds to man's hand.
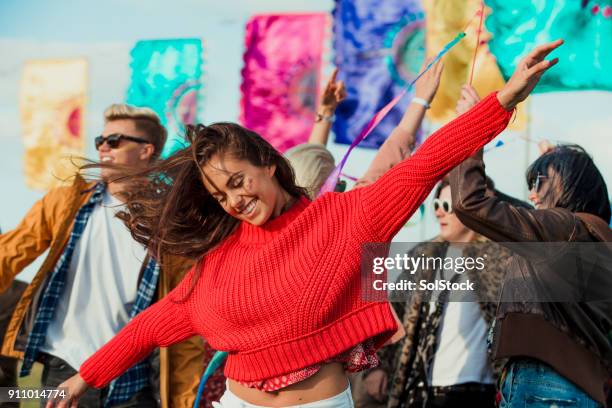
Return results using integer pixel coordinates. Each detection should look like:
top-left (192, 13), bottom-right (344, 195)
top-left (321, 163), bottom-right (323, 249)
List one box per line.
top-left (456, 84), bottom-right (481, 115)
top-left (45, 374), bottom-right (89, 408)
top-left (363, 368), bottom-right (388, 402)
top-left (414, 58), bottom-right (444, 104)
top-left (497, 39), bottom-right (563, 110)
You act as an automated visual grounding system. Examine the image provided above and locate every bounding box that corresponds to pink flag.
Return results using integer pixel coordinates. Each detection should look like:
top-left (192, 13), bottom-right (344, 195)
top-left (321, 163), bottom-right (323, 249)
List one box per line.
top-left (240, 13), bottom-right (328, 152)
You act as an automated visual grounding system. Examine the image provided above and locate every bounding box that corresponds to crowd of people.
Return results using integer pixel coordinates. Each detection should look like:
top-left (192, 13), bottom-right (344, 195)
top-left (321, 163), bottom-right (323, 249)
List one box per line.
top-left (1, 38), bottom-right (611, 408)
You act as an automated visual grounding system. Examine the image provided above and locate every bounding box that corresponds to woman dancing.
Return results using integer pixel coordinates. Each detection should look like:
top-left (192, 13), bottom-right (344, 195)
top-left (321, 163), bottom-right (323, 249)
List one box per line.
top-left (48, 40), bottom-right (562, 408)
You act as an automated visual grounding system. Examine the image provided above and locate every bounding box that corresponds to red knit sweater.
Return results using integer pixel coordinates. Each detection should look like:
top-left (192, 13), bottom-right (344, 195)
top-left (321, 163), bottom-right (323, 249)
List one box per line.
top-left (80, 93), bottom-right (512, 388)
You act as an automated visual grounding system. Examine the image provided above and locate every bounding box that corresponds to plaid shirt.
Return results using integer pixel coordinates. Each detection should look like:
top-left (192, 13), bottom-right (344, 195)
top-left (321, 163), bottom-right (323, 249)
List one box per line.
top-left (20, 183), bottom-right (160, 407)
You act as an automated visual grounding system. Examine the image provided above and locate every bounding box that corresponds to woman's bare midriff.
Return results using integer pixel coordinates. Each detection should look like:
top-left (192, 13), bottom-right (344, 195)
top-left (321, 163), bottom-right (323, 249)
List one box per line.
top-left (227, 363), bottom-right (348, 407)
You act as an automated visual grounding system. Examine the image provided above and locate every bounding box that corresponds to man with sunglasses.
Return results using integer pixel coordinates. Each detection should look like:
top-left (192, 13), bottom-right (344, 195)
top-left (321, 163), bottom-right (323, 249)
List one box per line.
top-left (0, 104), bottom-right (204, 407)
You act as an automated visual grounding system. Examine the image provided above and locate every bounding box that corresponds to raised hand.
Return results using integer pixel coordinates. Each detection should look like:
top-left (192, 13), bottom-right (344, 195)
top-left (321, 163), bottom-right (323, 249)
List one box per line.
top-left (414, 58), bottom-right (444, 104)
top-left (308, 68), bottom-right (347, 145)
top-left (319, 68), bottom-right (347, 113)
top-left (456, 84), bottom-right (481, 115)
top-left (538, 139), bottom-right (555, 155)
top-left (497, 39), bottom-right (563, 110)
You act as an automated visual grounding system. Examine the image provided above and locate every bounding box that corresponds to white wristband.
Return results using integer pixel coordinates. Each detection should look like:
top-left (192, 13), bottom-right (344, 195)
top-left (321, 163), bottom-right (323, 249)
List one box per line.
top-left (412, 97), bottom-right (431, 109)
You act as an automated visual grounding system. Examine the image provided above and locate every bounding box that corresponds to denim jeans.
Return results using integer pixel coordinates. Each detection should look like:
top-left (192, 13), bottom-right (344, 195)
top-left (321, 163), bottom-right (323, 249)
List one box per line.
top-left (499, 359), bottom-right (601, 408)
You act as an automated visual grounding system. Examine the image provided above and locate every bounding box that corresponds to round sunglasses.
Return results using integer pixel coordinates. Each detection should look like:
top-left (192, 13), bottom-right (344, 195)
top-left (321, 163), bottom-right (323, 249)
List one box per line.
top-left (433, 198), bottom-right (453, 214)
top-left (95, 133), bottom-right (151, 150)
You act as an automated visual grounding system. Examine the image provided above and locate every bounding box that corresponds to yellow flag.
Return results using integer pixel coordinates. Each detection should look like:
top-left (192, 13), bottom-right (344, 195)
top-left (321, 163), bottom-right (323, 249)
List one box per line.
top-left (20, 59), bottom-right (87, 190)
top-left (424, 0), bottom-right (526, 130)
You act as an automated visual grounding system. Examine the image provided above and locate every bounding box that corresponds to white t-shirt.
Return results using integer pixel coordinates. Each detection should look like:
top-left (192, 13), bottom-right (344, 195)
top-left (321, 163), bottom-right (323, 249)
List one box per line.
top-left (429, 246), bottom-right (494, 386)
top-left (42, 191), bottom-right (146, 370)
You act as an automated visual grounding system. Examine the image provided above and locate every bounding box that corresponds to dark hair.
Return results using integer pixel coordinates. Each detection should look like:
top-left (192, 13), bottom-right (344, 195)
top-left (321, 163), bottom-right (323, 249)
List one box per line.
top-left (87, 123), bottom-right (307, 265)
top-left (526, 144), bottom-right (610, 223)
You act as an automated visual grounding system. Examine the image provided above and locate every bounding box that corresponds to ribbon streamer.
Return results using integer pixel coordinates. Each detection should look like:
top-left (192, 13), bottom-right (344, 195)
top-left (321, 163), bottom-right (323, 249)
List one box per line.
top-left (193, 351), bottom-right (228, 408)
top-left (468, 1), bottom-right (485, 85)
top-left (319, 32), bottom-right (466, 196)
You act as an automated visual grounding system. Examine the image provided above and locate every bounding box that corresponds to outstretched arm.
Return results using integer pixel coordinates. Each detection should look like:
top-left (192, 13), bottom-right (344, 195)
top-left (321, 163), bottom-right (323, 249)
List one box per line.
top-left (355, 59), bottom-right (444, 188)
top-left (353, 40), bottom-right (563, 242)
top-left (0, 188), bottom-right (63, 291)
top-left (46, 267), bottom-right (200, 407)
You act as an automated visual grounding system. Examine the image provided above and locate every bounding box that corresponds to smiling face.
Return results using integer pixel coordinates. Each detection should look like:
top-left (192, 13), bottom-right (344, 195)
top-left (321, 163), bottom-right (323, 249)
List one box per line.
top-left (98, 119), bottom-right (154, 181)
top-left (201, 153), bottom-right (288, 226)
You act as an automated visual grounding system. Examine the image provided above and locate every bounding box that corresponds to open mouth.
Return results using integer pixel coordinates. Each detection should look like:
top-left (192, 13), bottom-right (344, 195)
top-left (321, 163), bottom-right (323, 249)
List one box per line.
top-left (100, 157), bottom-right (113, 163)
top-left (241, 198), bottom-right (257, 216)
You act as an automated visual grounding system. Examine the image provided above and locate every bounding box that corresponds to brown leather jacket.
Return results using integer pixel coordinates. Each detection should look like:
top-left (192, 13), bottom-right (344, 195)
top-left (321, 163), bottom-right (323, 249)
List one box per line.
top-left (0, 175), bottom-right (205, 408)
top-left (450, 150), bottom-right (612, 403)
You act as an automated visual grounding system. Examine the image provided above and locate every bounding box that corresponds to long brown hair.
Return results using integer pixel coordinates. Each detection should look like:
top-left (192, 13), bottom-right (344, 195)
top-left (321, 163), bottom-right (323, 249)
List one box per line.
top-left (86, 123), bottom-right (307, 267)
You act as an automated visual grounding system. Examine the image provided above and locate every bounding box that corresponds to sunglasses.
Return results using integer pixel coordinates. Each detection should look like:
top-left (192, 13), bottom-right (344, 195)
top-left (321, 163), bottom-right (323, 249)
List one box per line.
top-left (529, 173), bottom-right (549, 193)
top-left (95, 133), bottom-right (151, 150)
top-left (433, 198), bottom-right (453, 214)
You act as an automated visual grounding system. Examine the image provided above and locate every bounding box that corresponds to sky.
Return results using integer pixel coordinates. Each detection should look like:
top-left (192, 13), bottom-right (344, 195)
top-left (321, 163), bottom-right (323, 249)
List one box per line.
top-left (1, 0), bottom-right (611, 282)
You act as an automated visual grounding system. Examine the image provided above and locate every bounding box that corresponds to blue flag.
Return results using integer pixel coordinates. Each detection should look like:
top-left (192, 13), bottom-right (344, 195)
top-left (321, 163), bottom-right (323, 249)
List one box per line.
top-left (332, 0), bottom-right (425, 148)
top-left (486, 0), bottom-right (612, 92)
top-left (126, 39), bottom-right (203, 157)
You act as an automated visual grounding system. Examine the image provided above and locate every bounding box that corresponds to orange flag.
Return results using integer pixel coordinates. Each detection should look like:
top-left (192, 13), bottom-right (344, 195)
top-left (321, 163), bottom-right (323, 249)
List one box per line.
top-left (20, 59), bottom-right (87, 190)
top-left (424, 0), bottom-right (526, 130)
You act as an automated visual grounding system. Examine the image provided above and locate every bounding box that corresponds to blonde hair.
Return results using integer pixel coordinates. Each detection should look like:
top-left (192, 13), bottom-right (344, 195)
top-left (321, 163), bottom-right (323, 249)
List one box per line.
top-left (285, 143), bottom-right (335, 199)
top-left (103, 104), bottom-right (167, 160)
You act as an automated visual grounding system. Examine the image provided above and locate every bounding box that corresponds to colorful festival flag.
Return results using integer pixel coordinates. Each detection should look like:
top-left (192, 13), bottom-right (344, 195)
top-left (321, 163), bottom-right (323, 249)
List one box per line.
top-left (240, 13), bottom-right (328, 152)
top-left (423, 0), bottom-right (526, 130)
top-left (486, 0), bottom-right (612, 92)
top-left (20, 59), bottom-right (87, 190)
top-left (332, 0), bottom-right (425, 148)
top-left (126, 39), bottom-right (203, 158)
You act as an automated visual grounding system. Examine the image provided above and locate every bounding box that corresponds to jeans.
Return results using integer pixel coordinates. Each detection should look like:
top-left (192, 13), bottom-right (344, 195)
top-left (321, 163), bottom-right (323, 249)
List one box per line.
top-left (499, 359), bottom-right (601, 408)
top-left (39, 353), bottom-right (157, 408)
top-left (212, 382), bottom-right (354, 408)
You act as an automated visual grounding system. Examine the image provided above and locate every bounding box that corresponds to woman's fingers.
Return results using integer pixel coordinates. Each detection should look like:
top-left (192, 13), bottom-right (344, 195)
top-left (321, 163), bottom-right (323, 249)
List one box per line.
top-left (527, 57), bottom-right (559, 78)
top-left (465, 85), bottom-right (480, 102)
top-left (434, 59), bottom-right (444, 78)
top-left (335, 80), bottom-right (346, 102)
top-left (323, 68), bottom-right (338, 94)
top-left (329, 67), bottom-right (338, 84)
top-left (430, 59), bottom-right (444, 85)
top-left (524, 39), bottom-right (563, 67)
top-left (460, 86), bottom-right (479, 105)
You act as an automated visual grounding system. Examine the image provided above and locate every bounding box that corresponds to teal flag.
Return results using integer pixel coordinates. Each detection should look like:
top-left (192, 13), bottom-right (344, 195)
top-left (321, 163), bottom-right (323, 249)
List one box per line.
top-left (126, 39), bottom-right (203, 157)
top-left (486, 0), bottom-right (612, 92)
